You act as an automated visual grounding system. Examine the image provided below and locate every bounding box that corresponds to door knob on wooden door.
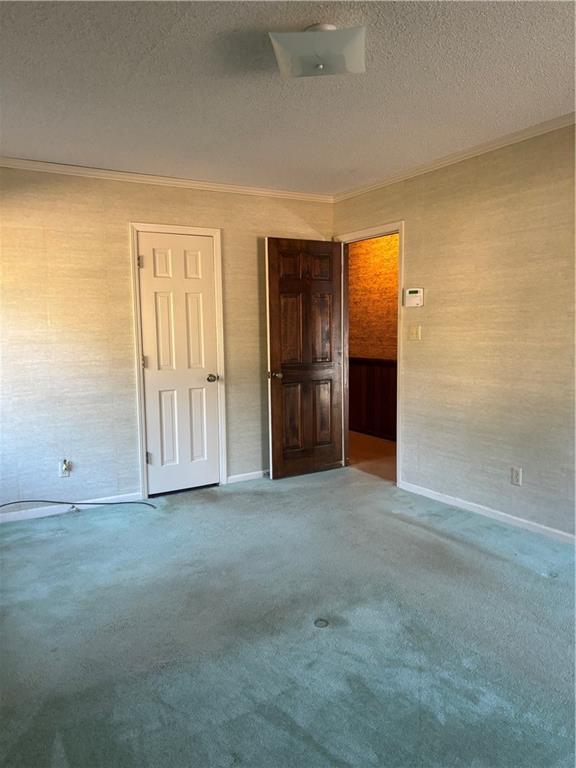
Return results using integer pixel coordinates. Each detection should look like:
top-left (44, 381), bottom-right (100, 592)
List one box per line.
top-left (268, 371), bottom-right (284, 380)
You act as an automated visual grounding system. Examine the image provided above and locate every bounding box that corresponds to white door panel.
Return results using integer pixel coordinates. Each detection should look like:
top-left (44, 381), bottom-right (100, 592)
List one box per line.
top-left (138, 231), bottom-right (220, 494)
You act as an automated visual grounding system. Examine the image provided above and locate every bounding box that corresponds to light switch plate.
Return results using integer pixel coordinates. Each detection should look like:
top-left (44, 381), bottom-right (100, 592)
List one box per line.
top-left (409, 325), bottom-right (422, 341)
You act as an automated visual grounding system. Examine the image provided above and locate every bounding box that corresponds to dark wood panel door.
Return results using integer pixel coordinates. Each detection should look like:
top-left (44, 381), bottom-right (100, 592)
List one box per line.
top-left (267, 238), bottom-right (343, 479)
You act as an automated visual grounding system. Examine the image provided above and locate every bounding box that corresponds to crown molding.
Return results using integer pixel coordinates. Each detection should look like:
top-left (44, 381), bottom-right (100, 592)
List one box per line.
top-left (0, 157), bottom-right (333, 204)
top-left (1, 113), bottom-right (573, 205)
top-left (332, 112), bottom-right (575, 203)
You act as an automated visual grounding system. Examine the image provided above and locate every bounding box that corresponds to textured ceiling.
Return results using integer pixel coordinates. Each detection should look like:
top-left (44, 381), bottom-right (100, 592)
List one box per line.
top-left (0, 1), bottom-right (573, 195)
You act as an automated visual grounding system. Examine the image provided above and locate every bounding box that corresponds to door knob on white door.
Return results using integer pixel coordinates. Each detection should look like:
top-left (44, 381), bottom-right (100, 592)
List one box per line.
top-left (206, 373), bottom-right (219, 382)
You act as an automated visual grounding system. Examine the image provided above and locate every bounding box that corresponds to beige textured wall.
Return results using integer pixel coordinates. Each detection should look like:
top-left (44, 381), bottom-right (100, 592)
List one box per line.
top-left (2, 127), bottom-right (573, 533)
top-left (336, 127), bottom-right (575, 534)
top-left (349, 234), bottom-right (398, 359)
top-left (0, 169), bottom-right (332, 506)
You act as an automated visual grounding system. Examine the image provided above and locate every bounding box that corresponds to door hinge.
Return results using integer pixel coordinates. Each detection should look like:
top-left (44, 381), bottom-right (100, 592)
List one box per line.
top-left (141, 355), bottom-right (148, 369)
top-left (146, 451), bottom-right (152, 465)
top-left (137, 255), bottom-right (144, 268)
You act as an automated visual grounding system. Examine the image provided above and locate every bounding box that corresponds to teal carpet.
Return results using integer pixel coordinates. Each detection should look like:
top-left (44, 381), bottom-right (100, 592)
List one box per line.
top-left (0, 468), bottom-right (573, 767)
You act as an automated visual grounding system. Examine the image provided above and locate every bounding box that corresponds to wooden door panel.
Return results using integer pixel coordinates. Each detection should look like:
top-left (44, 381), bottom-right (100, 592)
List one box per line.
top-left (267, 237), bottom-right (343, 479)
top-left (314, 380), bottom-right (332, 446)
top-left (280, 252), bottom-right (301, 278)
top-left (280, 294), bottom-right (303, 363)
top-left (311, 253), bottom-right (332, 280)
top-left (311, 293), bottom-right (332, 362)
top-left (283, 383), bottom-right (303, 450)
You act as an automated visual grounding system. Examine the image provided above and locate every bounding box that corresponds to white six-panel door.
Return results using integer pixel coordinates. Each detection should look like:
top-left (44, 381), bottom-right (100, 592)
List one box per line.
top-left (138, 231), bottom-right (221, 494)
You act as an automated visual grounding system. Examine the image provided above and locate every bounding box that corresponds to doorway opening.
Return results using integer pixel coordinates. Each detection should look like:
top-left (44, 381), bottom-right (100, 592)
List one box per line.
top-left (346, 232), bottom-right (399, 482)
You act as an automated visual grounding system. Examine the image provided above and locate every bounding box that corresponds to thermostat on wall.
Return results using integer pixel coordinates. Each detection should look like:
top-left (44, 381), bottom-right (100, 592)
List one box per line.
top-left (404, 288), bottom-right (424, 307)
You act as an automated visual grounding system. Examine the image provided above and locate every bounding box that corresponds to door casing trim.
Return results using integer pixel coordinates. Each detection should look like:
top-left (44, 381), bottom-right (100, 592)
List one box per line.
top-left (264, 238), bottom-right (274, 478)
top-left (334, 221), bottom-right (405, 486)
top-left (130, 222), bottom-right (227, 497)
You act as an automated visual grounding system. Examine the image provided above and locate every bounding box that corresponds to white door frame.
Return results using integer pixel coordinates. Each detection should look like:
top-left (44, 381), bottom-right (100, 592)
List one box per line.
top-left (334, 221), bottom-right (405, 486)
top-left (130, 222), bottom-right (227, 497)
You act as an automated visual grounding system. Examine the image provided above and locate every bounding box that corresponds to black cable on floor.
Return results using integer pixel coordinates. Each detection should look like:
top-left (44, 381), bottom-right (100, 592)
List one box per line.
top-left (0, 499), bottom-right (157, 509)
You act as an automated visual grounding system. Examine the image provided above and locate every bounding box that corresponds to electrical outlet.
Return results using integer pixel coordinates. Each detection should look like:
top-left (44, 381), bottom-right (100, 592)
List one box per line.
top-left (408, 325), bottom-right (422, 341)
top-left (511, 466), bottom-right (522, 486)
top-left (59, 458), bottom-right (72, 478)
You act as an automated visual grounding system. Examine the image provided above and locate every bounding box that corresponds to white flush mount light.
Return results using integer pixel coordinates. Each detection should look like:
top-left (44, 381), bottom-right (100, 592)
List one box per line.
top-left (269, 24), bottom-right (366, 78)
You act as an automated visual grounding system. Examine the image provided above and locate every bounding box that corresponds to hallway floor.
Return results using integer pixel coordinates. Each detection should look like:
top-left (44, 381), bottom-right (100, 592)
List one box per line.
top-left (348, 431), bottom-right (396, 481)
top-left (1, 469), bottom-right (573, 768)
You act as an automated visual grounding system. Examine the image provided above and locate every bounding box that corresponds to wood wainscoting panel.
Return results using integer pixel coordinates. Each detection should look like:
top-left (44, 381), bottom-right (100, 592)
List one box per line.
top-left (349, 357), bottom-right (397, 441)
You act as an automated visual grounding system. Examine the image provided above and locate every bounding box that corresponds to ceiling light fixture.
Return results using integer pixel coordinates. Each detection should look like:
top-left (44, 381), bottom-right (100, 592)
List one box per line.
top-left (269, 24), bottom-right (366, 78)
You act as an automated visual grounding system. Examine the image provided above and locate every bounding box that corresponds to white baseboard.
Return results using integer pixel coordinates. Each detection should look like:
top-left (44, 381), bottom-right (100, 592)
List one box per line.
top-left (226, 470), bottom-right (269, 484)
top-left (0, 493), bottom-right (143, 524)
top-left (397, 480), bottom-right (574, 543)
